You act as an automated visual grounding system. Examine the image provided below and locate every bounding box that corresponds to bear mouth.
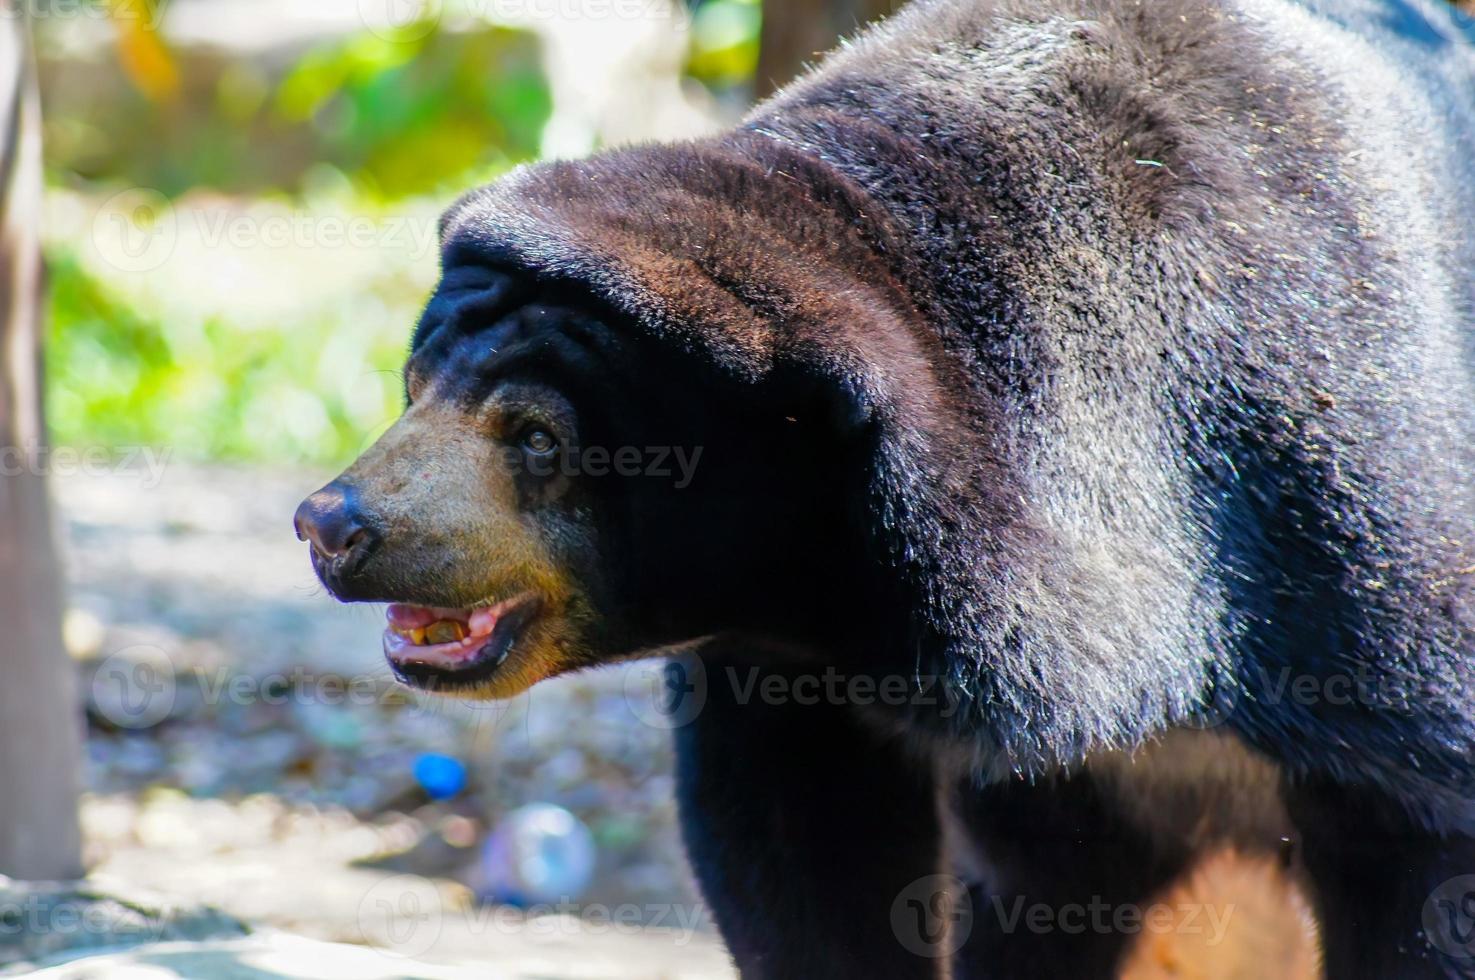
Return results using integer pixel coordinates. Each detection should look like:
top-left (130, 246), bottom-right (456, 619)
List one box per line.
top-left (382, 591), bottom-right (543, 691)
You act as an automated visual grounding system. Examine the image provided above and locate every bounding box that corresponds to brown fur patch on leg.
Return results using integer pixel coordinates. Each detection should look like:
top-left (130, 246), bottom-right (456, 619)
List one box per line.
top-left (1119, 848), bottom-right (1321, 980)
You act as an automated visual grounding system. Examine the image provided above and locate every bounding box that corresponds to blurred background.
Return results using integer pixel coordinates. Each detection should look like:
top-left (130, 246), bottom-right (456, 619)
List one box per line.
top-left (0, 0), bottom-right (899, 976)
top-left (6, 0), bottom-right (1475, 976)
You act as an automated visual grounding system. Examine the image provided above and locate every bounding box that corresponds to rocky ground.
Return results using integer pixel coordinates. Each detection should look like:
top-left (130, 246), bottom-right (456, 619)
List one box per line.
top-left (17, 462), bottom-right (731, 978)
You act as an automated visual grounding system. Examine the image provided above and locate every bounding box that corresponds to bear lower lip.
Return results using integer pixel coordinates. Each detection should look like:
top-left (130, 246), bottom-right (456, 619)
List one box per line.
top-left (382, 592), bottom-right (542, 689)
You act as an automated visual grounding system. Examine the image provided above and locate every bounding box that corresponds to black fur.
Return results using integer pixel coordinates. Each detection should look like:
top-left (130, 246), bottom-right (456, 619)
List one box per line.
top-left (419, 0), bottom-right (1475, 974)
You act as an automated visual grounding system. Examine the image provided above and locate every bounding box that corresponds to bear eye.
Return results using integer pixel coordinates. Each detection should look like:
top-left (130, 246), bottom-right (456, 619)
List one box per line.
top-left (522, 428), bottom-right (557, 456)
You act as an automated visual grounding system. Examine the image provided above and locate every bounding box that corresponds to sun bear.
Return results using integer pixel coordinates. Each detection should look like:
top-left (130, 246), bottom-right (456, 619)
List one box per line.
top-left (294, 0), bottom-right (1475, 975)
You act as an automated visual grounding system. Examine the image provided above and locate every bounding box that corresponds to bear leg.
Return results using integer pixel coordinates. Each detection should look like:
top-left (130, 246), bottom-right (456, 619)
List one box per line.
top-left (1290, 779), bottom-right (1475, 979)
top-left (672, 653), bottom-right (944, 979)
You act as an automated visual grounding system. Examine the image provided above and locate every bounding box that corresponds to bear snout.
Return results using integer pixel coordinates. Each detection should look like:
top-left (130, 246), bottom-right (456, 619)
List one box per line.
top-left (294, 480), bottom-right (383, 596)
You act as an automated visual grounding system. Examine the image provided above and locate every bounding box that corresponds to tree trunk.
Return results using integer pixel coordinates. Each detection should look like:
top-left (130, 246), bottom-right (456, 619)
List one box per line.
top-left (0, 4), bottom-right (83, 880)
top-left (755, 0), bottom-right (901, 98)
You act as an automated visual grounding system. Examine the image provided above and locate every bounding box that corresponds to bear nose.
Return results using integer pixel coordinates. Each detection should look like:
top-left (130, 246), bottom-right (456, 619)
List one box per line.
top-left (294, 482), bottom-right (379, 564)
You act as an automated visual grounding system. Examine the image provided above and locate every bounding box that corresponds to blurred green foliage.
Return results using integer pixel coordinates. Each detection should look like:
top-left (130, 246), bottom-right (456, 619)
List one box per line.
top-left (272, 28), bottom-right (550, 200)
top-left (40, 4), bottom-right (762, 466)
top-left (685, 0), bottom-right (762, 89)
top-left (41, 18), bottom-right (553, 465)
top-left (45, 249), bottom-right (415, 464)
top-left (42, 23), bottom-right (550, 200)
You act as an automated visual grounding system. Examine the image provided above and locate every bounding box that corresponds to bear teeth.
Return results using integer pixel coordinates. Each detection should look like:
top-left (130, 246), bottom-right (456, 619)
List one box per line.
top-left (425, 620), bottom-right (468, 645)
top-left (392, 620), bottom-right (469, 646)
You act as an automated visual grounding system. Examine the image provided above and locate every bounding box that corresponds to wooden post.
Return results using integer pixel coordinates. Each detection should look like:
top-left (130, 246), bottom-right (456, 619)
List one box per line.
top-left (0, 3), bottom-right (83, 881)
top-left (755, 0), bottom-right (901, 98)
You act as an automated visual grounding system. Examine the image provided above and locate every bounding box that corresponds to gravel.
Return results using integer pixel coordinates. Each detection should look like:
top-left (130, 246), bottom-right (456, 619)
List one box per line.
top-left (49, 463), bottom-right (725, 976)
